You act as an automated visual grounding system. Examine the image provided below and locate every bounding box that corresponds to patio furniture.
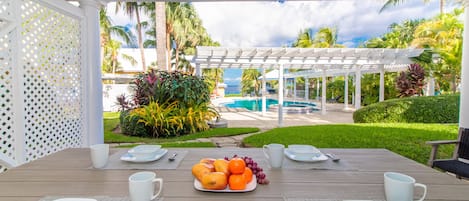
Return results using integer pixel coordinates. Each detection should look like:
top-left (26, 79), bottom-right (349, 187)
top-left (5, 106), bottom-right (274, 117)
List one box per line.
top-left (0, 153), bottom-right (17, 173)
top-left (0, 148), bottom-right (467, 200)
top-left (427, 128), bottom-right (469, 179)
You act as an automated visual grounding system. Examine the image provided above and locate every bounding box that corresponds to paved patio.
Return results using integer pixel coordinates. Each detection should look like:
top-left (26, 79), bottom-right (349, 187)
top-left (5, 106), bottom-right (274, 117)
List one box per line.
top-left (216, 102), bottom-right (354, 130)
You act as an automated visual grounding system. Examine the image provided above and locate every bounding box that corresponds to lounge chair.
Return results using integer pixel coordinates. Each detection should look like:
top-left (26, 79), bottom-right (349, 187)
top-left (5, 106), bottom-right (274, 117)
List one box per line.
top-left (426, 128), bottom-right (469, 179)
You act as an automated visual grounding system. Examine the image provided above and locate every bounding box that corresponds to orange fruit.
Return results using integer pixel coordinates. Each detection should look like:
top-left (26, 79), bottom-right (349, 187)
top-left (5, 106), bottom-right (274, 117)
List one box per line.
top-left (229, 174), bottom-right (247, 190)
top-left (242, 167), bottom-right (253, 183)
top-left (228, 158), bottom-right (246, 174)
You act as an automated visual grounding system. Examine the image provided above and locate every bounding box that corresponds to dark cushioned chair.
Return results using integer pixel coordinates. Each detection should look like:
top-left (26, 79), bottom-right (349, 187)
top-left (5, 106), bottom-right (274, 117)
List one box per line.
top-left (426, 128), bottom-right (469, 179)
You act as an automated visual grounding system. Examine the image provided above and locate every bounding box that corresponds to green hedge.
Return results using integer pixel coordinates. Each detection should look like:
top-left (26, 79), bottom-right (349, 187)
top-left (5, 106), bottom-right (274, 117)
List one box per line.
top-left (353, 95), bottom-right (460, 123)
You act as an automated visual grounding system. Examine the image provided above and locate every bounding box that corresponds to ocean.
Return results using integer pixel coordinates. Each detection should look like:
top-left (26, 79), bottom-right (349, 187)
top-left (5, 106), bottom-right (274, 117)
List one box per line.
top-left (225, 85), bottom-right (240, 94)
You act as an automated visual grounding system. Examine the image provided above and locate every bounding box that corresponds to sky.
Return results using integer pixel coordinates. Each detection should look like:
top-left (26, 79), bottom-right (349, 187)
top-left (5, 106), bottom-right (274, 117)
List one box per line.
top-left (108, 0), bottom-right (447, 85)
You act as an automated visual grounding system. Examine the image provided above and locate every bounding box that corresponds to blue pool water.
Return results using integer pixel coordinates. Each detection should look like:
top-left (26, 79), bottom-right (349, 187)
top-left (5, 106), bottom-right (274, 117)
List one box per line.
top-left (222, 99), bottom-right (316, 111)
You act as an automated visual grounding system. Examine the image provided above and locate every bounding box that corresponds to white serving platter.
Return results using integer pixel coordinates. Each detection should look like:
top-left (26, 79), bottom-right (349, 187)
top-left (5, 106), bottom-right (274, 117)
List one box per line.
top-left (194, 175), bottom-right (257, 192)
top-left (120, 149), bottom-right (168, 163)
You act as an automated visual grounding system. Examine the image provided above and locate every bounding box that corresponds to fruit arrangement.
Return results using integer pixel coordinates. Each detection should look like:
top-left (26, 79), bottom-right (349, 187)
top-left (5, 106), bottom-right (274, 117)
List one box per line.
top-left (192, 155), bottom-right (269, 190)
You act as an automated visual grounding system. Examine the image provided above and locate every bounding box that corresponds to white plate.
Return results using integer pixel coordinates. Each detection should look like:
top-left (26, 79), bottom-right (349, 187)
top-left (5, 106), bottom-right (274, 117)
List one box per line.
top-left (287, 144), bottom-right (321, 156)
top-left (128, 145), bottom-right (162, 154)
top-left (194, 175), bottom-right (257, 192)
top-left (284, 148), bottom-right (328, 162)
top-left (120, 149), bottom-right (168, 163)
top-left (53, 199), bottom-right (97, 201)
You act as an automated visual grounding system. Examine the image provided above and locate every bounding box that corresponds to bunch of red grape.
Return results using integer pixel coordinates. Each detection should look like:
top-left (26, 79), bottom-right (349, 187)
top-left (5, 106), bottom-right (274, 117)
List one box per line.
top-left (224, 155), bottom-right (270, 184)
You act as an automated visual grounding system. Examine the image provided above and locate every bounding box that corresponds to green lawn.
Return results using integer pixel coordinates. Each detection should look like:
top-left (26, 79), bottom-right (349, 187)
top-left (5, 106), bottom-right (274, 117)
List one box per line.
top-left (104, 112), bottom-right (259, 147)
top-left (243, 123), bottom-right (459, 164)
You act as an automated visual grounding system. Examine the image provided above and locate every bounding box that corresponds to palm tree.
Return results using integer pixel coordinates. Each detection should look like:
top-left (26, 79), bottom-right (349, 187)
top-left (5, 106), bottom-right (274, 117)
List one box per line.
top-left (313, 27), bottom-right (345, 48)
top-left (380, 0), bottom-right (444, 14)
top-left (293, 29), bottom-right (314, 48)
top-left (116, 2), bottom-right (147, 72)
top-left (155, 2), bottom-right (167, 71)
top-left (412, 8), bottom-right (463, 93)
top-left (241, 69), bottom-right (261, 96)
top-left (99, 8), bottom-right (135, 73)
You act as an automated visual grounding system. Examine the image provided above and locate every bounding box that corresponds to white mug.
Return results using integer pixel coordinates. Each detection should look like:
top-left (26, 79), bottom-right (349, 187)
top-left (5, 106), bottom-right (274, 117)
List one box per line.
top-left (90, 144), bottom-right (109, 169)
top-left (263, 143), bottom-right (285, 168)
top-left (129, 171), bottom-right (163, 201)
top-left (384, 172), bottom-right (427, 201)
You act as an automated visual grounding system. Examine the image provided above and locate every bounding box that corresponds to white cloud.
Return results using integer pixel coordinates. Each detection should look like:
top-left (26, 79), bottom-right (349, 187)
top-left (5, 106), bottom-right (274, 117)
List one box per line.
top-left (193, 0), bottom-right (442, 47)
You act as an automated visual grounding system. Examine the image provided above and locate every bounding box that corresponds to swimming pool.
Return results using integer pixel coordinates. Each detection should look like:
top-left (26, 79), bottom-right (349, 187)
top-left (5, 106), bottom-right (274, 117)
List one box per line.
top-left (222, 98), bottom-right (317, 112)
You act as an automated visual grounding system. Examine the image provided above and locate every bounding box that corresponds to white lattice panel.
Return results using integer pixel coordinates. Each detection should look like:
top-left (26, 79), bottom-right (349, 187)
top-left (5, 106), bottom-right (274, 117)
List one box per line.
top-left (0, 25), bottom-right (15, 161)
top-left (0, 0), bottom-right (13, 18)
top-left (21, 0), bottom-right (83, 161)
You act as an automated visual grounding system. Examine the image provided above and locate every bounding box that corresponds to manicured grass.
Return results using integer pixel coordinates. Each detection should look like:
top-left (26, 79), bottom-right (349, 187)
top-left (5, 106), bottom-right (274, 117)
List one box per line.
top-left (103, 112), bottom-right (259, 145)
top-left (243, 123), bottom-right (459, 164)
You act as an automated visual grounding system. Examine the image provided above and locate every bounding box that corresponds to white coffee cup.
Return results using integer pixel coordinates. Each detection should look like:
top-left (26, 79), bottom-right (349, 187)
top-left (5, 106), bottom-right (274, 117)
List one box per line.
top-left (90, 144), bottom-right (109, 169)
top-left (263, 143), bottom-right (285, 168)
top-left (384, 172), bottom-right (427, 201)
top-left (129, 171), bottom-right (163, 201)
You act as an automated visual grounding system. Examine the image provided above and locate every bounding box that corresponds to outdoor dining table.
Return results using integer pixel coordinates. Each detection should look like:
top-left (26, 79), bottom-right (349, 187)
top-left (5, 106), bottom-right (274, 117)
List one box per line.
top-left (0, 148), bottom-right (468, 201)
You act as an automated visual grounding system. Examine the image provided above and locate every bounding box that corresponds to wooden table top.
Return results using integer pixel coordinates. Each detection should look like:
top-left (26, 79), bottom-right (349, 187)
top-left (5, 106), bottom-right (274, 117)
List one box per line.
top-left (0, 148), bottom-right (467, 201)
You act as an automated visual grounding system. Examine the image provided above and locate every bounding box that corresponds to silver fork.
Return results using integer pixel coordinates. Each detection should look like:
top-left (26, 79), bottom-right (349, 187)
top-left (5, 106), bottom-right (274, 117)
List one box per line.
top-left (325, 153), bottom-right (340, 162)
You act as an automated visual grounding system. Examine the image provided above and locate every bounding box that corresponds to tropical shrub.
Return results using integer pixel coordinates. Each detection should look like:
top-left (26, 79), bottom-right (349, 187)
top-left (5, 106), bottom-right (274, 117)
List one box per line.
top-left (117, 70), bottom-right (216, 138)
top-left (353, 94), bottom-right (459, 123)
top-left (396, 64), bottom-right (425, 97)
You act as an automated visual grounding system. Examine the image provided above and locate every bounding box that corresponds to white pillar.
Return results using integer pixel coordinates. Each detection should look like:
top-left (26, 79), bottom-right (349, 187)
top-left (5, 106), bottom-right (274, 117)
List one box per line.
top-left (305, 78), bottom-right (309, 100)
top-left (344, 73), bottom-right (349, 110)
top-left (293, 78), bottom-right (297, 99)
top-left (316, 79), bottom-right (320, 100)
top-left (355, 67), bottom-right (362, 109)
top-left (261, 68), bottom-right (267, 116)
top-left (427, 77), bottom-right (435, 96)
top-left (321, 69), bottom-right (327, 115)
top-left (195, 64), bottom-right (201, 77)
top-left (278, 65), bottom-right (284, 127)
top-left (379, 65), bottom-right (385, 102)
top-left (80, 0), bottom-right (103, 146)
top-left (459, 9), bottom-right (469, 128)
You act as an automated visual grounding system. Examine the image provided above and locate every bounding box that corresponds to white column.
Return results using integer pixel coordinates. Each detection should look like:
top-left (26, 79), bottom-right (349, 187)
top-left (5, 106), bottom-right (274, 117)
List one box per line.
top-left (305, 78), bottom-right (309, 100)
top-left (355, 67), bottom-right (362, 109)
top-left (427, 77), bottom-right (435, 96)
top-left (379, 65), bottom-right (385, 102)
top-left (316, 79), bottom-right (320, 100)
top-left (459, 9), bottom-right (469, 128)
top-left (321, 69), bottom-right (327, 115)
top-left (195, 64), bottom-right (202, 77)
top-left (293, 78), bottom-right (297, 99)
top-left (278, 65), bottom-right (284, 127)
top-left (344, 73), bottom-right (349, 110)
top-left (261, 68), bottom-right (267, 116)
top-left (80, 0), bottom-right (103, 146)
top-left (11, 1), bottom-right (25, 164)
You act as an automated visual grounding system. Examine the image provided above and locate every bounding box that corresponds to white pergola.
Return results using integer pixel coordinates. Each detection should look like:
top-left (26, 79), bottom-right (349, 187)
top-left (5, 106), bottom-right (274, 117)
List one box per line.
top-left (192, 46), bottom-right (423, 127)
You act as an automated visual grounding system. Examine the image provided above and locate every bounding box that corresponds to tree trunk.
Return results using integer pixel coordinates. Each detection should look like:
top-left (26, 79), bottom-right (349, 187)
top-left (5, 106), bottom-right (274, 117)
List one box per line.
top-left (155, 2), bottom-right (167, 71)
top-left (440, 0), bottom-right (444, 14)
top-left (135, 8), bottom-right (146, 72)
top-left (166, 32), bottom-right (172, 71)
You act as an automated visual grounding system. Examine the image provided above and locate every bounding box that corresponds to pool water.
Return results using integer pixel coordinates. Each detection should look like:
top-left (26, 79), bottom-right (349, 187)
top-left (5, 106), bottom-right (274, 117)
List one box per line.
top-left (222, 99), bottom-right (316, 111)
